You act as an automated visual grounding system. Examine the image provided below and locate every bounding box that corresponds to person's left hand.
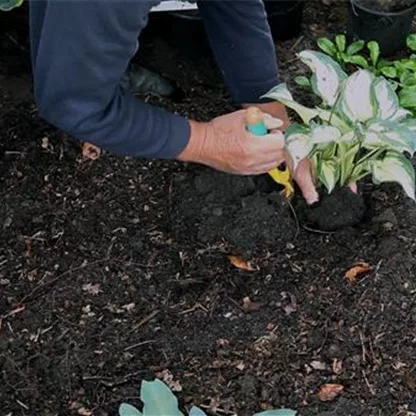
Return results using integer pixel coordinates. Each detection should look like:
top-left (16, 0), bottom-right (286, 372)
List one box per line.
top-left (242, 101), bottom-right (319, 204)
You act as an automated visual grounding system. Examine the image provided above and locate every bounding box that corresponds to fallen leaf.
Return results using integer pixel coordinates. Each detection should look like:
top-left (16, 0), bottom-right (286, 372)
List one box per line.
top-left (404, 372), bottom-right (416, 390)
top-left (41, 137), bottom-right (49, 149)
top-left (216, 338), bottom-right (230, 348)
top-left (332, 358), bottom-right (343, 375)
top-left (317, 383), bottom-right (344, 401)
top-left (241, 296), bottom-right (264, 313)
top-left (156, 369), bottom-right (182, 392)
top-left (345, 262), bottom-right (372, 283)
top-left (82, 142), bottom-right (101, 160)
top-left (228, 255), bottom-right (255, 271)
top-left (77, 407), bottom-right (93, 416)
top-left (281, 291), bottom-right (297, 315)
top-left (82, 283), bottom-right (102, 296)
top-left (310, 360), bottom-right (327, 371)
top-left (236, 362), bottom-right (245, 371)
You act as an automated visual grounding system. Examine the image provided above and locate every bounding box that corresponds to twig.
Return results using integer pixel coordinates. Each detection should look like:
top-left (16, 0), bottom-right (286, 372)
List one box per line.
top-left (131, 310), bottom-right (160, 332)
top-left (124, 340), bottom-right (155, 352)
top-left (362, 370), bottom-right (376, 395)
top-left (290, 35), bottom-right (304, 52)
top-left (302, 225), bottom-right (336, 234)
top-left (359, 330), bottom-right (367, 363)
top-left (199, 404), bottom-right (236, 416)
top-left (287, 199), bottom-right (300, 240)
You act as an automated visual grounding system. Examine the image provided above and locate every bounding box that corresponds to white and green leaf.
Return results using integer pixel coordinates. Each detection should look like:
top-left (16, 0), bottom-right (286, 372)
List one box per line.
top-left (316, 108), bottom-right (351, 133)
top-left (119, 403), bottom-right (143, 416)
top-left (285, 123), bottom-right (314, 170)
top-left (262, 83), bottom-right (319, 123)
top-left (298, 50), bottom-right (348, 106)
top-left (189, 407), bottom-right (208, 416)
top-left (310, 124), bottom-right (342, 144)
top-left (372, 151), bottom-right (416, 200)
top-left (372, 76), bottom-right (401, 120)
top-left (338, 142), bottom-right (361, 186)
top-left (317, 159), bottom-right (340, 193)
top-left (141, 380), bottom-right (184, 416)
top-left (338, 69), bottom-right (378, 123)
top-left (254, 410), bottom-right (297, 416)
top-left (363, 119), bottom-right (416, 155)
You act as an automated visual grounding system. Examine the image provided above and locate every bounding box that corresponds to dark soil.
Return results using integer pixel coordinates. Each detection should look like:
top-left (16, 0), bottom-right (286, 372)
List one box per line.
top-left (354, 0), bottom-right (416, 12)
top-left (2, 3), bottom-right (416, 416)
top-left (300, 188), bottom-right (367, 232)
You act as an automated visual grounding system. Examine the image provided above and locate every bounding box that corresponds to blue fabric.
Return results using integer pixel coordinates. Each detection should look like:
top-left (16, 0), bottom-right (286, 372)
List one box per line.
top-left (29, 0), bottom-right (279, 159)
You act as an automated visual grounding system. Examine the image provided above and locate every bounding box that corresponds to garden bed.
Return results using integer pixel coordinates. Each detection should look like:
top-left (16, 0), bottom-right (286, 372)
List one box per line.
top-left (1, 2), bottom-right (416, 416)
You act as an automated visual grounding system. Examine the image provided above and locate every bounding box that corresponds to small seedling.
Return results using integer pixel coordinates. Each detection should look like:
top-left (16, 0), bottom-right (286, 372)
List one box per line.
top-left (118, 379), bottom-right (297, 416)
top-left (265, 50), bottom-right (416, 199)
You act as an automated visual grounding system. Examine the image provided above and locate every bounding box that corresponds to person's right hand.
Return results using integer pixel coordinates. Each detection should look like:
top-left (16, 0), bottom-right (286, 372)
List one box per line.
top-left (177, 109), bottom-right (287, 175)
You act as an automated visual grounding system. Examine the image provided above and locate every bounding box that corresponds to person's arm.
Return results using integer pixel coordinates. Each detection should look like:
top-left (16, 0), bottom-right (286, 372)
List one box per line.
top-left (197, 0), bottom-right (280, 105)
top-left (29, 0), bottom-right (190, 159)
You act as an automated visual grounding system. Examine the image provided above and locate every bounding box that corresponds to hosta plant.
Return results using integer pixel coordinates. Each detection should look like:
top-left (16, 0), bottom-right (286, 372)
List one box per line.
top-left (264, 50), bottom-right (416, 199)
top-left (0, 0), bottom-right (23, 11)
top-left (311, 34), bottom-right (416, 114)
top-left (119, 379), bottom-right (297, 416)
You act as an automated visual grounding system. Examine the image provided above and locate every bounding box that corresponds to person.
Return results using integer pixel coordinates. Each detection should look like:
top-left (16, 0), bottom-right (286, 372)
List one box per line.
top-left (28, 0), bottom-right (318, 204)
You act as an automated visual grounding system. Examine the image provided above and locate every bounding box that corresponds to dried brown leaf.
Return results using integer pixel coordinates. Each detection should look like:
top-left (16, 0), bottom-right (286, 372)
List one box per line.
top-left (317, 383), bottom-right (344, 401)
top-left (156, 369), bottom-right (182, 392)
top-left (345, 262), bottom-right (372, 283)
top-left (241, 296), bottom-right (264, 313)
top-left (404, 372), bottom-right (416, 390)
top-left (228, 255), bottom-right (255, 271)
top-left (332, 358), bottom-right (343, 375)
top-left (82, 142), bottom-right (101, 160)
top-left (82, 283), bottom-right (102, 296)
top-left (77, 407), bottom-right (93, 416)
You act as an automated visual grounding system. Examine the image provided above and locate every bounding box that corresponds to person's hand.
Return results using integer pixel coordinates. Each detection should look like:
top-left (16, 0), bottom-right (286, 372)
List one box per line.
top-left (243, 102), bottom-right (320, 205)
top-left (177, 109), bottom-right (287, 175)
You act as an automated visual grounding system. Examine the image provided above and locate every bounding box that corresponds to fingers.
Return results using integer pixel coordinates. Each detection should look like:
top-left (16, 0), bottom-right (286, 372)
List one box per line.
top-left (293, 159), bottom-right (320, 205)
top-left (349, 183), bottom-right (358, 193)
top-left (262, 113), bottom-right (284, 130)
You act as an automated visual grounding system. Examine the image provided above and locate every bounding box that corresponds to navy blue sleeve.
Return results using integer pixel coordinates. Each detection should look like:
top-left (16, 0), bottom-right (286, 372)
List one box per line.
top-left (197, 0), bottom-right (279, 104)
top-left (29, 0), bottom-right (190, 158)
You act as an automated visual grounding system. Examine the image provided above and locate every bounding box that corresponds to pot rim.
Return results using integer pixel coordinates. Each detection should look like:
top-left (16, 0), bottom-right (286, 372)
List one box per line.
top-left (350, 0), bottom-right (416, 16)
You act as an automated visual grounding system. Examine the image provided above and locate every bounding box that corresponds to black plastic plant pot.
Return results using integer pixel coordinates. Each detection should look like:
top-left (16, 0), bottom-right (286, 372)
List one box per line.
top-left (161, 0), bottom-right (305, 60)
top-left (347, 0), bottom-right (416, 56)
top-left (263, 0), bottom-right (305, 41)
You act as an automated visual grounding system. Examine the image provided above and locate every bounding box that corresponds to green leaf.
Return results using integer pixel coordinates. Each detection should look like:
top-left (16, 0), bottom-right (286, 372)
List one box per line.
top-left (363, 119), bottom-right (416, 155)
top-left (285, 123), bottom-right (314, 170)
top-left (254, 410), bottom-right (297, 416)
top-left (338, 69), bottom-right (377, 122)
top-left (317, 38), bottom-right (337, 56)
top-left (189, 407), bottom-right (208, 416)
top-left (407, 34), bottom-right (416, 51)
top-left (0, 0), bottom-right (23, 10)
top-left (397, 59), bottom-right (416, 72)
top-left (318, 159), bottom-right (340, 193)
top-left (335, 34), bottom-right (346, 53)
top-left (310, 124), bottom-right (342, 144)
top-left (346, 40), bottom-right (365, 55)
top-left (372, 151), bottom-right (416, 199)
top-left (294, 75), bottom-right (311, 89)
top-left (344, 54), bottom-right (369, 68)
top-left (338, 142), bottom-right (360, 186)
top-left (367, 41), bottom-right (380, 66)
top-left (372, 76), bottom-right (401, 120)
top-left (298, 50), bottom-right (348, 106)
top-left (399, 85), bottom-right (416, 109)
top-left (400, 71), bottom-right (416, 87)
top-left (262, 83), bottom-right (319, 124)
top-left (119, 403), bottom-right (143, 416)
top-left (380, 66), bottom-right (398, 78)
top-left (140, 380), bottom-right (184, 416)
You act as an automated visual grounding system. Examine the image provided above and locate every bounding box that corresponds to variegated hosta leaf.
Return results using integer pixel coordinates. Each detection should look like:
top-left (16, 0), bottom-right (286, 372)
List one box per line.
top-left (363, 119), bottom-right (416, 155)
top-left (262, 83), bottom-right (318, 124)
top-left (338, 69), bottom-right (378, 123)
top-left (285, 123), bottom-right (314, 170)
top-left (338, 142), bottom-right (360, 186)
top-left (372, 152), bottom-right (416, 200)
top-left (402, 118), bottom-right (416, 132)
top-left (316, 108), bottom-right (351, 133)
top-left (298, 50), bottom-right (347, 106)
top-left (388, 108), bottom-right (412, 122)
top-left (318, 159), bottom-right (339, 193)
top-left (372, 77), bottom-right (401, 120)
top-left (310, 124), bottom-right (342, 144)
top-left (141, 380), bottom-right (184, 416)
top-left (0, 0), bottom-right (23, 11)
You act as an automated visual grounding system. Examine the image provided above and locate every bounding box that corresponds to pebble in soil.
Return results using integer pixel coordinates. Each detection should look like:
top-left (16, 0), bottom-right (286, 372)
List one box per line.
top-left (171, 168), bottom-right (296, 255)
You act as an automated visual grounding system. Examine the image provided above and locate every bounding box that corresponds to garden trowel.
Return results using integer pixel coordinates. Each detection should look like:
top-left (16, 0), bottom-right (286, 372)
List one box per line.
top-left (245, 107), bottom-right (294, 198)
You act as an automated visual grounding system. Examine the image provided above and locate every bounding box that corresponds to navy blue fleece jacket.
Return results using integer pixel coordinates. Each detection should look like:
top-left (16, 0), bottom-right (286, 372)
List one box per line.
top-left (29, 0), bottom-right (279, 159)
